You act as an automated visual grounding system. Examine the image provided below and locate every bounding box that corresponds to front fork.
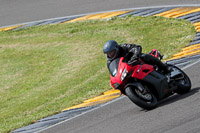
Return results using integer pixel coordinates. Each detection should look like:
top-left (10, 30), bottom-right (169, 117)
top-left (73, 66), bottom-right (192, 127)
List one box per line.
top-left (124, 82), bottom-right (153, 101)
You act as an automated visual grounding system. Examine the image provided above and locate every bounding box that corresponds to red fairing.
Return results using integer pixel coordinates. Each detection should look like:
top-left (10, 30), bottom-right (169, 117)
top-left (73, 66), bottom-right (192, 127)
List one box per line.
top-left (131, 64), bottom-right (154, 80)
top-left (110, 57), bottom-right (154, 90)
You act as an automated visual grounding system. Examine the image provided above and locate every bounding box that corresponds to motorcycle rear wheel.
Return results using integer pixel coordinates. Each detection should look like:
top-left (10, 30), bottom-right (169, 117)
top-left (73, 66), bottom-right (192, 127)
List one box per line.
top-left (125, 86), bottom-right (158, 110)
top-left (170, 65), bottom-right (191, 94)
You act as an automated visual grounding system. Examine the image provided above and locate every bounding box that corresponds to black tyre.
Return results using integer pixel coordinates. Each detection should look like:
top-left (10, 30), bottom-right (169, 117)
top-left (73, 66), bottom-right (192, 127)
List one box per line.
top-left (170, 65), bottom-right (191, 94)
top-left (125, 86), bottom-right (158, 110)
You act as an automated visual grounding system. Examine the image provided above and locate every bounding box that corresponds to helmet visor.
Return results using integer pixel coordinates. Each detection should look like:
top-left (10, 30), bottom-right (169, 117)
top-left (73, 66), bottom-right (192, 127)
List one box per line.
top-left (107, 49), bottom-right (116, 59)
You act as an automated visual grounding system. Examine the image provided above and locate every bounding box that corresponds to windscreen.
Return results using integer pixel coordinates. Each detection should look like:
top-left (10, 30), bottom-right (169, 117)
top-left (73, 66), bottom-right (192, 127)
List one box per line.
top-left (108, 58), bottom-right (120, 77)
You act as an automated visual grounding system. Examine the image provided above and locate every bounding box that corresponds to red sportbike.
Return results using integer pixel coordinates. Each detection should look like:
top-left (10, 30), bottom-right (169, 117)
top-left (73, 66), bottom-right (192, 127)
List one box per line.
top-left (109, 49), bottom-right (191, 110)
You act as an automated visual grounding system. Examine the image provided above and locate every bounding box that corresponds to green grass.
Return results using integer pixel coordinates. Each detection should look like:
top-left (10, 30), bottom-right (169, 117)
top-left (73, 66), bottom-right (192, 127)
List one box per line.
top-left (0, 16), bottom-right (195, 132)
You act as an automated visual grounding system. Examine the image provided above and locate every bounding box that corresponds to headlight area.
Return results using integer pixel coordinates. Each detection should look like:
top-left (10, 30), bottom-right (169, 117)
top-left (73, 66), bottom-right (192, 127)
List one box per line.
top-left (121, 68), bottom-right (128, 81)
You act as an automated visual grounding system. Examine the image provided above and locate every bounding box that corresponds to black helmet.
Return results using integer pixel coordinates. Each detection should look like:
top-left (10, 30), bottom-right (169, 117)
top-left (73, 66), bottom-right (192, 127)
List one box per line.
top-left (103, 40), bottom-right (119, 60)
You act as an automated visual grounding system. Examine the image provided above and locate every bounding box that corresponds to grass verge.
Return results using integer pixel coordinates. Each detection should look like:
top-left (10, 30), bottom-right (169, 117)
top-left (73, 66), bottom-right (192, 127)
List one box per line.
top-left (0, 16), bottom-right (195, 132)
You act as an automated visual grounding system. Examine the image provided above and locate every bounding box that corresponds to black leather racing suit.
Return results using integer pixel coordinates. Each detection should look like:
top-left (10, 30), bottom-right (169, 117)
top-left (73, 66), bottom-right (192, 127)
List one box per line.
top-left (107, 43), bottom-right (169, 73)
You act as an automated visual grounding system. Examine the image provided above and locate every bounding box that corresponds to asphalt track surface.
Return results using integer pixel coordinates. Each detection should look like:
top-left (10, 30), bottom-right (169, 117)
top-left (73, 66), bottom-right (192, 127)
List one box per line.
top-left (1, 0), bottom-right (200, 133)
top-left (0, 0), bottom-right (200, 27)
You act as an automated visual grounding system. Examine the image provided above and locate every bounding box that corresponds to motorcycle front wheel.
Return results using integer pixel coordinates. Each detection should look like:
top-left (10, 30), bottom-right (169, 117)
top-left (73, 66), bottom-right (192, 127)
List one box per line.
top-left (125, 86), bottom-right (158, 110)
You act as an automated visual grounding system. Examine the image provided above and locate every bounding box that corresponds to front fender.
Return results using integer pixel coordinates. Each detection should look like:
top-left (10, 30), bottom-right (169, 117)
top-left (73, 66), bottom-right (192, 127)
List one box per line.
top-left (125, 82), bottom-right (144, 93)
top-left (124, 81), bottom-right (159, 100)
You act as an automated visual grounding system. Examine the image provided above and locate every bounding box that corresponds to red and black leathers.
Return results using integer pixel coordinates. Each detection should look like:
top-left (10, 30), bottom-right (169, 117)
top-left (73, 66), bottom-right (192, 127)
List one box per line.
top-left (106, 43), bottom-right (141, 68)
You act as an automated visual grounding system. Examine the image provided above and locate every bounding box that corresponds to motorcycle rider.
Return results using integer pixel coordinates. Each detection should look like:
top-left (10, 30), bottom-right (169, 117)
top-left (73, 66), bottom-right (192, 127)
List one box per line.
top-left (103, 40), bottom-right (171, 74)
